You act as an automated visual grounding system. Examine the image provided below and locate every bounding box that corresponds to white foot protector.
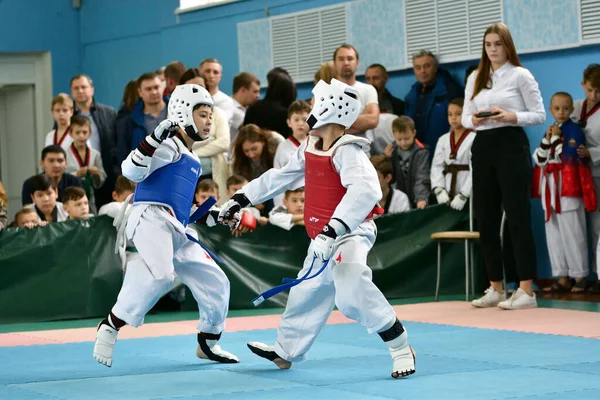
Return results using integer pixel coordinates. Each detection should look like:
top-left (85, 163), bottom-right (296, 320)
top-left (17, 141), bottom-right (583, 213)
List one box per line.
top-left (196, 338), bottom-right (240, 363)
top-left (247, 342), bottom-right (292, 370)
top-left (390, 344), bottom-right (416, 379)
top-left (93, 324), bottom-right (118, 367)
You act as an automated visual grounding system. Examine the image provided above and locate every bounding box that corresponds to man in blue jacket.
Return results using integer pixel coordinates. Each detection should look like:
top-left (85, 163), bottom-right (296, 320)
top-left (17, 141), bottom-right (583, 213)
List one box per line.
top-left (116, 72), bottom-right (170, 165)
top-left (404, 50), bottom-right (464, 153)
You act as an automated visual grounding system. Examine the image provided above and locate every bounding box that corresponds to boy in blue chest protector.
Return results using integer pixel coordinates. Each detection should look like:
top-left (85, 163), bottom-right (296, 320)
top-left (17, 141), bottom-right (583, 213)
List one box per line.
top-left (93, 84), bottom-right (239, 367)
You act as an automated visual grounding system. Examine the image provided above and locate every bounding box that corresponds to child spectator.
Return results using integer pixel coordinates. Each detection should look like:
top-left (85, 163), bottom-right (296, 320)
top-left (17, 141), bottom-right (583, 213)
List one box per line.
top-left (269, 188), bottom-right (305, 230)
top-left (430, 98), bottom-right (475, 211)
top-left (226, 174), bottom-right (248, 199)
top-left (14, 208), bottom-right (47, 229)
top-left (98, 175), bottom-right (136, 218)
top-left (22, 145), bottom-right (83, 206)
top-left (370, 154), bottom-right (410, 214)
top-left (384, 116), bottom-right (431, 209)
top-left (232, 124), bottom-right (274, 181)
top-left (195, 179), bottom-right (220, 206)
top-left (273, 101), bottom-right (311, 207)
top-left (574, 64), bottom-right (600, 293)
top-left (62, 186), bottom-right (91, 220)
top-left (534, 92), bottom-right (597, 293)
top-left (274, 101), bottom-right (311, 169)
top-left (65, 115), bottom-right (107, 214)
top-left (24, 174), bottom-right (68, 223)
top-left (226, 174), bottom-right (268, 231)
top-left (45, 93), bottom-right (74, 149)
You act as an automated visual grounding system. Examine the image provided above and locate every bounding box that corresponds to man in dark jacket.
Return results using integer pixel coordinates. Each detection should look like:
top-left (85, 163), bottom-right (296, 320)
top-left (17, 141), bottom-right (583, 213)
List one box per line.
top-left (116, 72), bottom-right (169, 165)
top-left (70, 74), bottom-right (117, 208)
top-left (404, 50), bottom-right (464, 152)
top-left (365, 63), bottom-right (404, 116)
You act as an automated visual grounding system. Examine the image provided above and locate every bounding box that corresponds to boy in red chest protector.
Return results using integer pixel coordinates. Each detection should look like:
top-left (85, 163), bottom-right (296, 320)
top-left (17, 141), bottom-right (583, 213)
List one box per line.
top-left (220, 79), bottom-right (416, 379)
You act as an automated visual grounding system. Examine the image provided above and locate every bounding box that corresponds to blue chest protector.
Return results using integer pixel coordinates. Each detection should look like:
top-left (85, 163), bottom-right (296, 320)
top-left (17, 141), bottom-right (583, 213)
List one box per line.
top-left (133, 153), bottom-right (202, 226)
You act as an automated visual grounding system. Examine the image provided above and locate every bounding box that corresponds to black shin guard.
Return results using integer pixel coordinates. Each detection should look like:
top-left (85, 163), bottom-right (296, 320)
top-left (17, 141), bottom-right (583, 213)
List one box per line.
top-left (378, 319), bottom-right (404, 342)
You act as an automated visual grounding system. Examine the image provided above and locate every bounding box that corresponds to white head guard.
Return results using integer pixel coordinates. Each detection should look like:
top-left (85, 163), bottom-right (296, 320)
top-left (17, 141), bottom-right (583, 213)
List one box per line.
top-left (307, 78), bottom-right (360, 130)
top-left (168, 84), bottom-right (214, 141)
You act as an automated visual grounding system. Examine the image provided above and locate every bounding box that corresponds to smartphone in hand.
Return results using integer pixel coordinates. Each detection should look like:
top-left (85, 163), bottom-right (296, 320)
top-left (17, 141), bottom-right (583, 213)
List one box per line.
top-left (475, 111), bottom-right (501, 118)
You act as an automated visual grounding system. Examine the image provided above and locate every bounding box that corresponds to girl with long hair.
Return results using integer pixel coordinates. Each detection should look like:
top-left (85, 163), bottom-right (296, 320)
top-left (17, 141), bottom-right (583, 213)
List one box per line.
top-left (463, 23), bottom-right (545, 310)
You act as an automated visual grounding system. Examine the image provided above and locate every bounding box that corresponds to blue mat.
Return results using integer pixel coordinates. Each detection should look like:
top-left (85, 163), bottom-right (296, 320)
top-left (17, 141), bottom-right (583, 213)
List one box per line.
top-left (2, 322), bottom-right (599, 399)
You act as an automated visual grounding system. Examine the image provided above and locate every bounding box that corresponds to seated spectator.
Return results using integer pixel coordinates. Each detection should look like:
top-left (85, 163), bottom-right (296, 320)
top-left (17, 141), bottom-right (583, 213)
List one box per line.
top-left (24, 175), bottom-right (68, 223)
top-left (430, 98), bottom-right (475, 211)
top-left (0, 181), bottom-right (7, 230)
top-left (45, 93), bottom-right (74, 149)
top-left (370, 155), bottom-right (410, 214)
top-left (225, 174), bottom-right (268, 227)
top-left (65, 115), bottom-right (107, 214)
top-left (62, 186), bottom-right (90, 220)
top-left (232, 124), bottom-right (275, 182)
top-left (98, 175), bottom-right (136, 218)
top-left (22, 145), bottom-right (83, 206)
top-left (384, 116), bottom-right (431, 209)
top-left (268, 188), bottom-right (305, 230)
top-left (14, 208), bottom-right (47, 229)
top-left (195, 179), bottom-right (220, 206)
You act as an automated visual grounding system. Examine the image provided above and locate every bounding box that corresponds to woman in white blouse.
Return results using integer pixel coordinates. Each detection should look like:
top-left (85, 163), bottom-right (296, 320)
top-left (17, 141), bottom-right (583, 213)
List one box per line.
top-left (462, 23), bottom-right (545, 310)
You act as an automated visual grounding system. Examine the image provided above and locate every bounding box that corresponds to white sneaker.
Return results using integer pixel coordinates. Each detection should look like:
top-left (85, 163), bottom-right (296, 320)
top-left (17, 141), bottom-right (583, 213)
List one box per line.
top-left (498, 288), bottom-right (537, 310)
top-left (471, 287), bottom-right (506, 308)
top-left (93, 324), bottom-right (118, 367)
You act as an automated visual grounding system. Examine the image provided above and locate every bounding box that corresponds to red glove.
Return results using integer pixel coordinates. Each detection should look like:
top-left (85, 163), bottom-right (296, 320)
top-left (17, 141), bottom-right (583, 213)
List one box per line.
top-left (240, 211), bottom-right (257, 230)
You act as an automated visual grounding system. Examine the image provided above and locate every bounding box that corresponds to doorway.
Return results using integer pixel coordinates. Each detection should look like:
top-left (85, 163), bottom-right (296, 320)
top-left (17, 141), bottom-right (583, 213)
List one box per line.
top-left (0, 85), bottom-right (37, 219)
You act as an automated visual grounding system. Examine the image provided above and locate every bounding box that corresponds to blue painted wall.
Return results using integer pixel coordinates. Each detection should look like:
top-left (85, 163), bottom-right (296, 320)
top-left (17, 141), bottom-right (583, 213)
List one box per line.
top-left (0, 0), bottom-right (81, 95)
top-left (5, 0), bottom-right (600, 279)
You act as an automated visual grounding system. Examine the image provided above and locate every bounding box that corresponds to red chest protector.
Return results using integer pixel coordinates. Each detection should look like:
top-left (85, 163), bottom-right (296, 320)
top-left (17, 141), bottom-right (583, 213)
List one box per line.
top-left (304, 135), bottom-right (383, 239)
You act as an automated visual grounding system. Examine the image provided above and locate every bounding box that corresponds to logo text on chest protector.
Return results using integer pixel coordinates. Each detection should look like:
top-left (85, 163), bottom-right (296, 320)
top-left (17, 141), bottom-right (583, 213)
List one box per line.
top-left (191, 167), bottom-right (199, 174)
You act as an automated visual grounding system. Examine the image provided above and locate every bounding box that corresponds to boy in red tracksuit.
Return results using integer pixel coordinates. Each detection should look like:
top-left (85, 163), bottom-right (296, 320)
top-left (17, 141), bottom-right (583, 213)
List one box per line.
top-left (532, 92), bottom-right (597, 293)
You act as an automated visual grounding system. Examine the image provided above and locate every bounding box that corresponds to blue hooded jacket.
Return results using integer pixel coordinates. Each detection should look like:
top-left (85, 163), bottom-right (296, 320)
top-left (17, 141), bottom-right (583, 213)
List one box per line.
top-left (404, 68), bottom-right (464, 152)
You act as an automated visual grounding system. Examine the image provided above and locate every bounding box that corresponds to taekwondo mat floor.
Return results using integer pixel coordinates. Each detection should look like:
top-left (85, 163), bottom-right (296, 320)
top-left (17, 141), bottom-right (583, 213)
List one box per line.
top-left (1, 299), bottom-right (599, 400)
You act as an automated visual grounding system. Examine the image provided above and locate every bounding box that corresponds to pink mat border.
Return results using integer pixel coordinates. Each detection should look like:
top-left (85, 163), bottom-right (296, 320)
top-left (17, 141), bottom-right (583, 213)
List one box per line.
top-left (1, 302), bottom-right (598, 347)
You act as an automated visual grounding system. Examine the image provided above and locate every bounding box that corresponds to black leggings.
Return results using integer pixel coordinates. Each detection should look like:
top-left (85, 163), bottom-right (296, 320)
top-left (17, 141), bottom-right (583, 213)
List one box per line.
top-left (471, 127), bottom-right (537, 282)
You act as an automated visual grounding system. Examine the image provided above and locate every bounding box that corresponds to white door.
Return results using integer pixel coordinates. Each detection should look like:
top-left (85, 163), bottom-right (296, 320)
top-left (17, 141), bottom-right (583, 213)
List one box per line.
top-left (0, 84), bottom-right (38, 220)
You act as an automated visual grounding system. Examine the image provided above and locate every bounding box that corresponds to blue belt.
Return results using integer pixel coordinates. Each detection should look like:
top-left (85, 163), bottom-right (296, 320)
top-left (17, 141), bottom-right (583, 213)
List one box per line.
top-left (186, 196), bottom-right (225, 265)
top-left (252, 256), bottom-right (330, 306)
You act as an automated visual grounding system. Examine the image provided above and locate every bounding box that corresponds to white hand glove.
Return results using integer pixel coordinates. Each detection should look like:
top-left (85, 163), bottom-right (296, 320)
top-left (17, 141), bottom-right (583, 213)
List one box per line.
top-left (218, 193), bottom-right (251, 229)
top-left (151, 119), bottom-right (180, 144)
top-left (311, 224), bottom-right (337, 261)
top-left (434, 187), bottom-right (450, 205)
top-left (450, 193), bottom-right (468, 211)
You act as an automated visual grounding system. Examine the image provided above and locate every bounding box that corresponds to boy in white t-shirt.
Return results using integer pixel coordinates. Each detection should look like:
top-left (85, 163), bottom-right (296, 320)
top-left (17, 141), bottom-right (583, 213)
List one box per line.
top-left (98, 175), bottom-right (136, 218)
top-left (268, 188), bottom-right (305, 230)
